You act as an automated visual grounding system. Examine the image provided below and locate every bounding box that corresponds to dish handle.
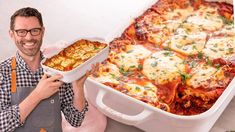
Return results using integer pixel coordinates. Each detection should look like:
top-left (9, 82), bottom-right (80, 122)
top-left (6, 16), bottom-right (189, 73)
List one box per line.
top-left (95, 89), bottom-right (153, 125)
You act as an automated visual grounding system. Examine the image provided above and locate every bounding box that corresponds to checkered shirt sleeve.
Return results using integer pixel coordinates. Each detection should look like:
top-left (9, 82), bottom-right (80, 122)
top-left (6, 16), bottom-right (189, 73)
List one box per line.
top-left (59, 83), bottom-right (88, 127)
top-left (0, 58), bottom-right (22, 132)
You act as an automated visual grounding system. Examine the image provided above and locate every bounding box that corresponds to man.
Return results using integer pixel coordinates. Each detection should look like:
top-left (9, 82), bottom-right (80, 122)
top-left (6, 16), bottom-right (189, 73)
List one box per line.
top-left (0, 7), bottom-right (90, 132)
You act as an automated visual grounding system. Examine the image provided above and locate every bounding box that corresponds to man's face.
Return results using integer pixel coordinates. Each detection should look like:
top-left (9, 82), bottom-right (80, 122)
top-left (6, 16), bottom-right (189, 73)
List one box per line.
top-left (9, 16), bottom-right (44, 57)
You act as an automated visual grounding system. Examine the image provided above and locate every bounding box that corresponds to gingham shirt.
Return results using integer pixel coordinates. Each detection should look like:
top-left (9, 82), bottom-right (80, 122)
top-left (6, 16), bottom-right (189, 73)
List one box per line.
top-left (0, 52), bottom-right (88, 132)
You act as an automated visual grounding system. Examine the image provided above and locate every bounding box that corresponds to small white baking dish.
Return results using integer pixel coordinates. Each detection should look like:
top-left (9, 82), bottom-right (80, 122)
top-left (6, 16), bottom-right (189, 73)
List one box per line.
top-left (41, 38), bottom-right (109, 83)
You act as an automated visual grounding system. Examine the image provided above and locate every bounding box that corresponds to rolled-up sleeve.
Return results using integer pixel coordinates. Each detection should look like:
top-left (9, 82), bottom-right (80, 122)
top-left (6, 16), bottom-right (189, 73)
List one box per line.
top-left (0, 73), bottom-right (23, 132)
top-left (0, 104), bottom-right (23, 132)
top-left (59, 83), bottom-right (88, 127)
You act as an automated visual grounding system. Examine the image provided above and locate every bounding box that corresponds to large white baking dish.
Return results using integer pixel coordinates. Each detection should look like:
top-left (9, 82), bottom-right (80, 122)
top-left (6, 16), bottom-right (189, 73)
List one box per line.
top-left (41, 38), bottom-right (109, 83)
top-left (85, 77), bottom-right (235, 132)
top-left (84, 0), bottom-right (235, 131)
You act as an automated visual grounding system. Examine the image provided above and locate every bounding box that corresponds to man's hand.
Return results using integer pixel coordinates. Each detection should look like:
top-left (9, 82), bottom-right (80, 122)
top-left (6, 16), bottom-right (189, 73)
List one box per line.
top-left (19, 74), bottom-right (63, 123)
top-left (71, 63), bottom-right (99, 111)
top-left (34, 74), bottom-right (64, 100)
top-left (73, 63), bottom-right (99, 89)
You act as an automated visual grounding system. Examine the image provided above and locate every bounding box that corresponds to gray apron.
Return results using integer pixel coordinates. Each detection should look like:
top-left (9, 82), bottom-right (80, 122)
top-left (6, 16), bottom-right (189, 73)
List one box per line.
top-left (11, 57), bottom-right (62, 132)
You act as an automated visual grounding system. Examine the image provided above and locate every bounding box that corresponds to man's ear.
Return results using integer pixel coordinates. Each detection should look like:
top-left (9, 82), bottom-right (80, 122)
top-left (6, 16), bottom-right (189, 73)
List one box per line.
top-left (41, 27), bottom-right (45, 37)
top-left (9, 30), bottom-right (14, 39)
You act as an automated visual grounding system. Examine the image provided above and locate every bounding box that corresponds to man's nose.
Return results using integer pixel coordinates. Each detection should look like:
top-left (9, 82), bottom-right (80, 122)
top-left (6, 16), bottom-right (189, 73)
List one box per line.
top-left (24, 31), bottom-right (33, 40)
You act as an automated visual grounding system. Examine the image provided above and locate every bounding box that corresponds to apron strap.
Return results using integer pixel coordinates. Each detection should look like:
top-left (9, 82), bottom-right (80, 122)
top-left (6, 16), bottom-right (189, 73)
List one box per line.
top-left (40, 128), bottom-right (47, 132)
top-left (11, 57), bottom-right (17, 93)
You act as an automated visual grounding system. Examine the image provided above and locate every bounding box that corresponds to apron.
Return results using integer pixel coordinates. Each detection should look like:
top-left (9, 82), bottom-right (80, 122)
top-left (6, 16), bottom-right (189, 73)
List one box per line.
top-left (10, 57), bottom-right (62, 132)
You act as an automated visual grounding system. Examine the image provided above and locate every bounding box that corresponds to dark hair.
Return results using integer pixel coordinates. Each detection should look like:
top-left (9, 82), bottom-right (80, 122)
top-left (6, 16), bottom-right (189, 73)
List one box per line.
top-left (10, 7), bottom-right (43, 30)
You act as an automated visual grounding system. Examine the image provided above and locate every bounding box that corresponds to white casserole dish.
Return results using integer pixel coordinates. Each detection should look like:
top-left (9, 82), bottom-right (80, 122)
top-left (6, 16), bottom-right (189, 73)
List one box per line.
top-left (84, 0), bottom-right (235, 131)
top-left (41, 38), bottom-right (109, 83)
top-left (85, 77), bottom-right (235, 132)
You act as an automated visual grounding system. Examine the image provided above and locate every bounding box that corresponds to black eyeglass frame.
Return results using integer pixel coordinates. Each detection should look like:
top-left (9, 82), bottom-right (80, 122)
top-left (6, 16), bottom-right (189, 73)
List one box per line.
top-left (13, 28), bottom-right (42, 37)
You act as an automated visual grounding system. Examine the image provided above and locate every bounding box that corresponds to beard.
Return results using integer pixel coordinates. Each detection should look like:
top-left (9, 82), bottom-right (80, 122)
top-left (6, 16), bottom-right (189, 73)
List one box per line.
top-left (15, 38), bottom-right (42, 57)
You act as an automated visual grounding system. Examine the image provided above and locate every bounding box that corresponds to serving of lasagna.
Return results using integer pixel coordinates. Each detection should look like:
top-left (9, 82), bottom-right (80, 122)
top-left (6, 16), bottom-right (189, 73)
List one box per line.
top-left (90, 0), bottom-right (235, 115)
top-left (43, 39), bottom-right (107, 71)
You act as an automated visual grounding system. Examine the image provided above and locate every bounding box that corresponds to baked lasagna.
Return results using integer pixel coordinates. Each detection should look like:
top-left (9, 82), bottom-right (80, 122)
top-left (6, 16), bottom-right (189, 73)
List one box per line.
top-left (43, 39), bottom-right (107, 71)
top-left (91, 0), bottom-right (235, 115)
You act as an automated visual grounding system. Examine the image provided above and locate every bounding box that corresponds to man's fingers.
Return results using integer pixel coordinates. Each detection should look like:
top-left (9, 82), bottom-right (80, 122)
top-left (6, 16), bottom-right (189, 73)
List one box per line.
top-left (85, 70), bottom-right (90, 76)
top-left (47, 74), bottom-right (63, 82)
top-left (92, 63), bottom-right (99, 69)
top-left (78, 74), bottom-right (88, 83)
top-left (89, 63), bottom-right (99, 75)
top-left (82, 73), bottom-right (89, 80)
top-left (50, 81), bottom-right (63, 87)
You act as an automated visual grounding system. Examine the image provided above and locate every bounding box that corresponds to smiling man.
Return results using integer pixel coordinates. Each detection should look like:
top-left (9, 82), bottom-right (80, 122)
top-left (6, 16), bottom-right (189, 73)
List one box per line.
top-left (0, 7), bottom-right (89, 132)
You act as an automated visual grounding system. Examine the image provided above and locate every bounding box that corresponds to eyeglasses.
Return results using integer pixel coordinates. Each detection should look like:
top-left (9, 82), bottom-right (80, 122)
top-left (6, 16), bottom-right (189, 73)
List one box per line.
top-left (13, 28), bottom-right (42, 37)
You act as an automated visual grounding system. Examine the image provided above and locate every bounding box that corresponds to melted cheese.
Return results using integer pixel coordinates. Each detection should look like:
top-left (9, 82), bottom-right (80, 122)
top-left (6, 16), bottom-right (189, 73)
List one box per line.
top-left (92, 63), bottom-right (121, 84)
top-left (186, 63), bottom-right (226, 89)
top-left (123, 81), bottom-right (158, 103)
top-left (135, 14), bottom-right (170, 45)
top-left (44, 39), bottom-right (106, 71)
top-left (147, 7), bottom-right (194, 45)
top-left (69, 50), bottom-right (85, 59)
top-left (143, 50), bottom-right (185, 84)
top-left (50, 56), bottom-right (66, 66)
top-left (167, 24), bottom-right (207, 55)
top-left (147, 28), bottom-right (170, 45)
top-left (186, 6), bottom-right (223, 31)
top-left (60, 58), bottom-right (75, 68)
top-left (112, 45), bottom-right (151, 71)
top-left (162, 7), bottom-right (194, 23)
top-left (161, 7), bottom-right (193, 31)
top-left (214, 24), bottom-right (235, 36)
top-left (203, 37), bottom-right (235, 60)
